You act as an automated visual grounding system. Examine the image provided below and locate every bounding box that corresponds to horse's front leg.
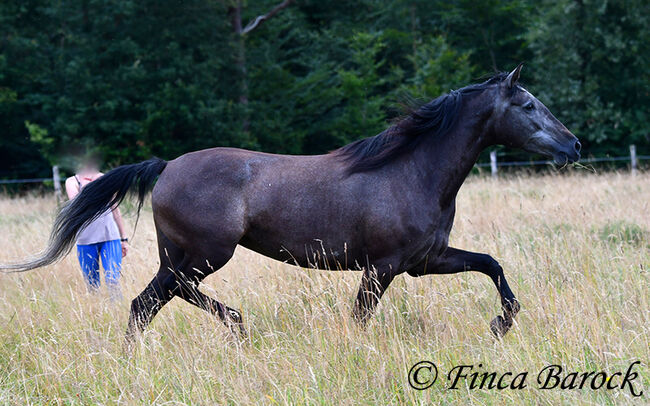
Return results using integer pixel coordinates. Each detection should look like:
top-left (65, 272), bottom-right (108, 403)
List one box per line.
top-left (352, 266), bottom-right (396, 325)
top-left (407, 247), bottom-right (520, 337)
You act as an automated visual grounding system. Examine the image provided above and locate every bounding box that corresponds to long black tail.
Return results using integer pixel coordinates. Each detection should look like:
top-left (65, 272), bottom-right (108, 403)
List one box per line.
top-left (0, 158), bottom-right (167, 272)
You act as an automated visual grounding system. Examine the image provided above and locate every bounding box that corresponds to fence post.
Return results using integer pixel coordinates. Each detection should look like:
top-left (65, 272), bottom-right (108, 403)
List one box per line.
top-left (630, 145), bottom-right (637, 175)
top-left (490, 150), bottom-right (497, 178)
top-left (52, 165), bottom-right (62, 201)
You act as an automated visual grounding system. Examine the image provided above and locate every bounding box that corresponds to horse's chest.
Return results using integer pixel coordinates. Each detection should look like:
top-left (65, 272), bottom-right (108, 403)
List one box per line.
top-left (402, 230), bottom-right (448, 268)
top-left (400, 203), bottom-right (455, 269)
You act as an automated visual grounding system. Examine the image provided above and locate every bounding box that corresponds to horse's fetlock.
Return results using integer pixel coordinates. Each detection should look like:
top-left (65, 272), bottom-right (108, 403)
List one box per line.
top-left (503, 298), bottom-right (520, 316)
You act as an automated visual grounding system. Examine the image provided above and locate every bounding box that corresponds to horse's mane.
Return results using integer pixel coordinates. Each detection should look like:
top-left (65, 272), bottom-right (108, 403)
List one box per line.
top-left (331, 73), bottom-right (510, 174)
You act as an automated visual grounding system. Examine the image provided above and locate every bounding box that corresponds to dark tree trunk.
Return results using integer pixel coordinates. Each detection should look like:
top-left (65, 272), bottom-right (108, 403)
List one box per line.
top-left (228, 1), bottom-right (250, 133)
top-left (226, 0), bottom-right (293, 134)
top-left (410, 3), bottom-right (418, 72)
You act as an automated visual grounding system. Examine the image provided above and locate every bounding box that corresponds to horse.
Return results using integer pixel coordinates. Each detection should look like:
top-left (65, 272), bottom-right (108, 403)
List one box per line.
top-left (1, 65), bottom-right (580, 347)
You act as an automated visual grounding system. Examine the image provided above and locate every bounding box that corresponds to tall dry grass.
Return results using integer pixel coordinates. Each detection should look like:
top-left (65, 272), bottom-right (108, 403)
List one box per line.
top-left (0, 172), bottom-right (648, 405)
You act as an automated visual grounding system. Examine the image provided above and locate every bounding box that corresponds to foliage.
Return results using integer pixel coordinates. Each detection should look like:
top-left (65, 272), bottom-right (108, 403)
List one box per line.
top-left (404, 36), bottom-right (474, 99)
top-left (527, 0), bottom-right (650, 155)
top-left (0, 0), bottom-right (647, 177)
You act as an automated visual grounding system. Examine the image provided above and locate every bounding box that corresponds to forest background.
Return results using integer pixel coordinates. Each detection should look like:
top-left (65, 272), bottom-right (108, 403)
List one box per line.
top-left (1, 0), bottom-right (647, 179)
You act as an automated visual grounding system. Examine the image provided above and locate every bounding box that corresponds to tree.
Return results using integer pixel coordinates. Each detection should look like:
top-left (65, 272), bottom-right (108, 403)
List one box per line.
top-left (225, 0), bottom-right (294, 133)
top-left (527, 0), bottom-right (650, 155)
top-left (1, 0), bottom-right (647, 180)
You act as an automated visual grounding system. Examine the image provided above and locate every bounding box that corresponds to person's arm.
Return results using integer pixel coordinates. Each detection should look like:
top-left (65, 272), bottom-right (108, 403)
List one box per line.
top-left (65, 177), bottom-right (80, 200)
top-left (112, 206), bottom-right (129, 258)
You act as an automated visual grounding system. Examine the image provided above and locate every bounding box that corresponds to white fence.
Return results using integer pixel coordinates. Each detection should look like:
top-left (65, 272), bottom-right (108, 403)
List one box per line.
top-left (0, 145), bottom-right (648, 190)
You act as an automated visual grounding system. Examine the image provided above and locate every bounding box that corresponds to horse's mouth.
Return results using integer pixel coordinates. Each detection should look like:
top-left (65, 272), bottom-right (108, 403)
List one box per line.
top-left (523, 145), bottom-right (580, 165)
top-left (523, 132), bottom-right (581, 165)
top-left (552, 151), bottom-right (580, 165)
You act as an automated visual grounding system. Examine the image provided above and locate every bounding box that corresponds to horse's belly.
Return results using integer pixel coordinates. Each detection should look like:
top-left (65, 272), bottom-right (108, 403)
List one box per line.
top-left (238, 230), bottom-right (368, 271)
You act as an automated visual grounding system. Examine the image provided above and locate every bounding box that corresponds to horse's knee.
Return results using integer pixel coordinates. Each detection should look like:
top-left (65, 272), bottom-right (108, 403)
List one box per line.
top-left (127, 295), bottom-right (151, 330)
top-left (479, 254), bottom-right (502, 274)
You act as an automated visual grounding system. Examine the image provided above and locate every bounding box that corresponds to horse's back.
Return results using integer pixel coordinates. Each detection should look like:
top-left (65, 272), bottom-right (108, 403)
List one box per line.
top-left (151, 147), bottom-right (364, 264)
top-left (150, 146), bottom-right (427, 269)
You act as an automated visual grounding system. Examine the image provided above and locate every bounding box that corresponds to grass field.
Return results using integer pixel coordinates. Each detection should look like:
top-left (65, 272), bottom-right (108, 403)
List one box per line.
top-left (0, 171), bottom-right (648, 405)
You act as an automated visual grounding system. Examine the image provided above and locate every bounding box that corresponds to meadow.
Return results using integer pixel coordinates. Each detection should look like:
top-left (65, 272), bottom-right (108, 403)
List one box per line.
top-left (0, 171), bottom-right (648, 405)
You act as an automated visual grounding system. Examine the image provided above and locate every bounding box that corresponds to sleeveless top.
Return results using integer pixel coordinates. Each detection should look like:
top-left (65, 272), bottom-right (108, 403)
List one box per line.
top-left (74, 175), bottom-right (121, 245)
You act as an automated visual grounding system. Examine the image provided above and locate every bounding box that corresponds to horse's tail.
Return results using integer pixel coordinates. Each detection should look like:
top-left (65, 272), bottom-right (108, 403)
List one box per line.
top-left (0, 157), bottom-right (167, 272)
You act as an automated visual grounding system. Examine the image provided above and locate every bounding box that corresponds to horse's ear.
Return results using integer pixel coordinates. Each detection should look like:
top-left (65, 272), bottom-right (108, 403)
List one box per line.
top-left (506, 63), bottom-right (524, 88)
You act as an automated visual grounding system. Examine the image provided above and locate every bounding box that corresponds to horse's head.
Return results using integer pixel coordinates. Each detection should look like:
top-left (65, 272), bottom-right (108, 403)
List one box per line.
top-left (490, 64), bottom-right (581, 164)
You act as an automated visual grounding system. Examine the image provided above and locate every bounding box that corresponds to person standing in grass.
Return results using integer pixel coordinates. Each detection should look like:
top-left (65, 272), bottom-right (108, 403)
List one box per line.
top-left (65, 157), bottom-right (129, 299)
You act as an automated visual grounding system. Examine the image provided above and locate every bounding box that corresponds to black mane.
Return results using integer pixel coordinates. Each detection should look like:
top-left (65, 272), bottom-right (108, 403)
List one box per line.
top-left (332, 73), bottom-right (510, 174)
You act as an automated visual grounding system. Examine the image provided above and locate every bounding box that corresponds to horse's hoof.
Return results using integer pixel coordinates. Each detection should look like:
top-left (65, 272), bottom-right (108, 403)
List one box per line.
top-left (226, 321), bottom-right (247, 339)
top-left (232, 322), bottom-right (247, 338)
top-left (225, 309), bottom-right (247, 339)
top-left (351, 307), bottom-right (372, 328)
top-left (122, 326), bottom-right (140, 356)
top-left (122, 335), bottom-right (137, 357)
top-left (490, 315), bottom-right (509, 338)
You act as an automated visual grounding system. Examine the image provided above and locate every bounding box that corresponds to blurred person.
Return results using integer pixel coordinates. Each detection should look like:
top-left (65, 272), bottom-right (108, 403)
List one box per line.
top-left (65, 156), bottom-right (129, 300)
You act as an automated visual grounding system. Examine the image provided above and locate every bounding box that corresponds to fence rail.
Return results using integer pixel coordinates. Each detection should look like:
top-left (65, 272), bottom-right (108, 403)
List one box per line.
top-left (0, 146), bottom-right (647, 188)
top-left (476, 145), bottom-right (647, 177)
top-left (475, 155), bottom-right (650, 167)
top-left (0, 177), bottom-right (54, 184)
top-left (0, 165), bottom-right (63, 201)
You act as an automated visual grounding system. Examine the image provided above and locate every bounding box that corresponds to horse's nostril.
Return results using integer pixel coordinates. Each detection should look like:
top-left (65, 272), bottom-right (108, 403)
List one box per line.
top-left (574, 140), bottom-right (582, 153)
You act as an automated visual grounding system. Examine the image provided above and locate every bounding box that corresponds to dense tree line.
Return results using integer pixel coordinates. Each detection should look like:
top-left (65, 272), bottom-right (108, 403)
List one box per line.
top-left (1, 0), bottom-right (648, 179)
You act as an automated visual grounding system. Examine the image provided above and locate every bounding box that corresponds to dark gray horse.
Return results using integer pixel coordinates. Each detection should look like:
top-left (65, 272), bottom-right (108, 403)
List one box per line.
top-left (1, 65), bottom-right (580, 345)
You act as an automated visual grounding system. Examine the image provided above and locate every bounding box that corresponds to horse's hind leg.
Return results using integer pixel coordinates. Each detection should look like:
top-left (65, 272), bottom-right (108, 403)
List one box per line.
top-left (124, 231), bottom-right (244, 352)
top-left (124, 267), bottom-right (180, 353)
top-left (168, 244), bottom-right (246, 337)
top-left (124, 257), bottom-right (245, 353)
top-left (173, 269), bottom-right (246, 337)
top-left (124, 229), bottom-right (185, 351)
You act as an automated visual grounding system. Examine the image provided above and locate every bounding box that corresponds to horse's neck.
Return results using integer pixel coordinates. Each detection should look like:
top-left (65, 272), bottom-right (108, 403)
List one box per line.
top-left (410, 110), bottom-right (492, 208)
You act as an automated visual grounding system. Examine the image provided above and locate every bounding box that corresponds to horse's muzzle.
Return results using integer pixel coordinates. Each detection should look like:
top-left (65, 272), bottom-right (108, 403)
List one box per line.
top-left (553, 139), bottom-right (581, 164)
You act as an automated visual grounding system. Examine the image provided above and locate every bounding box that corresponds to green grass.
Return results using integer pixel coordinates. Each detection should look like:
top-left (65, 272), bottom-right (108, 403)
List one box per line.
top-left (597, 221), bottom-right (648, 246)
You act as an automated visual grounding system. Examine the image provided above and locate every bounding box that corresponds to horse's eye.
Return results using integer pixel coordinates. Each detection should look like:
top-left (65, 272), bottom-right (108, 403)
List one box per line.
top-left (523, 102), bottom-right (535, 111)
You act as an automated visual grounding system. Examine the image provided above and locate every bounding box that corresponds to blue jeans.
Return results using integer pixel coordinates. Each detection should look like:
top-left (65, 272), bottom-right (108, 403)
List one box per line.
top-left (76, 239), bottom-right (122, 298)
